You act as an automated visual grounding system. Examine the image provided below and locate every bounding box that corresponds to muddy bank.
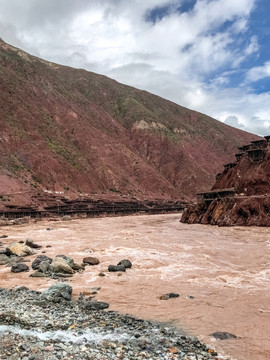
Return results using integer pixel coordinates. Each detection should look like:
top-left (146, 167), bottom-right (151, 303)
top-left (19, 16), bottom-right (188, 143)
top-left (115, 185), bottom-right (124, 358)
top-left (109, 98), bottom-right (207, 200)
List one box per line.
top-left (181, 196), bottom-right (270, 226)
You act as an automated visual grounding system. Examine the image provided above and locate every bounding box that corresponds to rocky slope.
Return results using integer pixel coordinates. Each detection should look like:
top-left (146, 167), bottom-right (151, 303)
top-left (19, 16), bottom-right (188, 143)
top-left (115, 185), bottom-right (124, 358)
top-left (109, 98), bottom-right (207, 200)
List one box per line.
top-left (181, 137), bottom-right (270, 226)
top-left (0, 37), bottom-right (259, 209)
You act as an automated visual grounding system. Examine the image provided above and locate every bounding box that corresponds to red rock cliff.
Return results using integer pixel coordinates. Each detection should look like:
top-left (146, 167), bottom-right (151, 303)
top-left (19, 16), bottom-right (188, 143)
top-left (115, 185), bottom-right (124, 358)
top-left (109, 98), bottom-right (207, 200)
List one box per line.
top-left (181, 137), bottom-right (270, 226)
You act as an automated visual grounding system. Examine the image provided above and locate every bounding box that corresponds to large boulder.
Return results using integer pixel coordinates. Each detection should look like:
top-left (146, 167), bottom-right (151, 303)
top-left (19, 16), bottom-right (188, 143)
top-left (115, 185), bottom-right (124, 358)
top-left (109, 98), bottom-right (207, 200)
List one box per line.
top-left (7, 243), bottom-right (34, 257)
top-left (32, 255), bottom-right (53, 270)
top-left (42, 283), bottom-right (72, 302)
top-left (50, 257), bottom-right (75, 274)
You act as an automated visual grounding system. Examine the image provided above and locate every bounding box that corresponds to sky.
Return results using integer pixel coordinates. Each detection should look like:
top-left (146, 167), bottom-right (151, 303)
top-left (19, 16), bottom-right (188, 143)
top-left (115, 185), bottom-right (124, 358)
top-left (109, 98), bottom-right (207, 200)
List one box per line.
top-left (0, 0), bottom-right (270, 136)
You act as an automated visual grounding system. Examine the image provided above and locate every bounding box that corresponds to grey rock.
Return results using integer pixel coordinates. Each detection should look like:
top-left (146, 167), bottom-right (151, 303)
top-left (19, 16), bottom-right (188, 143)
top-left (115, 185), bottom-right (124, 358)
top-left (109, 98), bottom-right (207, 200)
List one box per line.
top-left (55, 255), bottom-right (75, 268)
top-left (12, 286), bottom-right (29, 292)
top-left (32, 255), bottom-right (52, 270)
top-left (25, 238), bottom-right (42, 249)
top-left (82, 300), bottom-right (109, 310)
top-left (210, 332), bottom-right (237, 340)
top-left (42, 283), bottom-right (73, 302)
top-left (117, 259), bottom-right (132, 269)
top-left (0, 253), bottom-right (10, 265)
top-left (51, 273), bottom-right (73, 278)
top-left (72, 263), bottom-right (84, 270)
top-left (39, 260), bottom-right (51, 273)
top-left (11, 263), bottom-right (30, 273)
top-left (108, 264), bottom-right (126, 272)
top-left (29, 271), bottom-right (48, 278)
top-left (50, 257), bottom-right (75, 274)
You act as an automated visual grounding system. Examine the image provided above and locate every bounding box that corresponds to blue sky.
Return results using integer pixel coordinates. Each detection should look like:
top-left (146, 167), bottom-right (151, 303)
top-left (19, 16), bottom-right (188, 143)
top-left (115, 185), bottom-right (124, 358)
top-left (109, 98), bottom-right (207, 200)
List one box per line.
top-left (0, 0), bottom-right (269, 135)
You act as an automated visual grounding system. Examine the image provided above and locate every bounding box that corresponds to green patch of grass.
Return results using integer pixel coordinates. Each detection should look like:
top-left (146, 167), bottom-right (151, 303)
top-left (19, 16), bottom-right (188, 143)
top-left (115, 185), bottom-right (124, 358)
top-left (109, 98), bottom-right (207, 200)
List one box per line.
top-left (109, 188), bottom-right (121, 193)
top-left (47, 139), bottom-right (85, 171)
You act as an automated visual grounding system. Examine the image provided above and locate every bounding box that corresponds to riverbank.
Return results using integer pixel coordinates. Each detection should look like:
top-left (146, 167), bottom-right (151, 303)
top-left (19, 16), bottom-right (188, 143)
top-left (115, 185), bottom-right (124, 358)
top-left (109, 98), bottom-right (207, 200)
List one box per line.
top-left (0, 286), bottom-right (220, 360)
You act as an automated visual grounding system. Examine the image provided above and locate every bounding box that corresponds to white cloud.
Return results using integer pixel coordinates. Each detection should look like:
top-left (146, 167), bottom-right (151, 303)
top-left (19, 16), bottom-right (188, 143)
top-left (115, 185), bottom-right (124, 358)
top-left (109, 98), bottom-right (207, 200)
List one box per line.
top-left (245, 61), bottom-right (270, 82)
top-left (0, 0), bottom-right (269, 135)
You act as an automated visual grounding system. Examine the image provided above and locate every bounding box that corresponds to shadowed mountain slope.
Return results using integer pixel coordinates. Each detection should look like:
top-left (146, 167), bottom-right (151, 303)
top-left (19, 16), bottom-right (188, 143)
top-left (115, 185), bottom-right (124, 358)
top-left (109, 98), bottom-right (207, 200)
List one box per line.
top-left (0, 37), bottom-right (259, 207)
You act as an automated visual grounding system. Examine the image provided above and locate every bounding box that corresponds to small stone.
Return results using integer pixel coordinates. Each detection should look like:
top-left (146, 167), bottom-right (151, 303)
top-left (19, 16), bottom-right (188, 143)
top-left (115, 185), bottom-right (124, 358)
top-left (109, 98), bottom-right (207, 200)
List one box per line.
top-left (168, 347), bottom-right (178, 354)
top-left (117, 259), bottom-right (132, 269)
top-left (210, 332), bottom-right (237, 340)
top-left (44, 345), bottom-right (54, 351)
top-left (159, 293), bottom-right (180, 300)
top-left (82, 300), bottom-right (109, 310)
top-left (83, 257), bottom-right (100, 265)
top-left (25, 238), bottom-right (42, 249)
top-left (99, 272), bottom-right (105, 277)
top-left (108, 265), bottom-right (126, 272)
top-left (91, 287), bottom-right (101, 291)
top-left (72, 262), bottom-right (84, 270)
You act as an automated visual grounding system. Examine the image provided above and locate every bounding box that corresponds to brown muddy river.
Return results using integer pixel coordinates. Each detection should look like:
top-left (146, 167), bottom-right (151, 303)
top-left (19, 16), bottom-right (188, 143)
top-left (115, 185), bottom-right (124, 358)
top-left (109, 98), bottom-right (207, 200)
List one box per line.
top-left (0, 214), bottom-right (270, 360)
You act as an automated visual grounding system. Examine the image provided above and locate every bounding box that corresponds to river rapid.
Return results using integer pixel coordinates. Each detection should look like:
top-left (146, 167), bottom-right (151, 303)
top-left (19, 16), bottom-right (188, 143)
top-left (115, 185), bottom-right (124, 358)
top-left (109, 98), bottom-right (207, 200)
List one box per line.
top-left (0, 213), bottom-right (270, 360)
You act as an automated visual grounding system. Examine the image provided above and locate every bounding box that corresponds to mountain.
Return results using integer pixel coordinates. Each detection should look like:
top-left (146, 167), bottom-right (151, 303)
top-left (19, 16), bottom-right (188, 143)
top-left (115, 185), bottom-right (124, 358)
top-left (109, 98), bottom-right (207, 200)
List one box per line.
top-left (181, 137), bottom-right (270, 226)
top-left (0, 37), bottom-right (259, 208)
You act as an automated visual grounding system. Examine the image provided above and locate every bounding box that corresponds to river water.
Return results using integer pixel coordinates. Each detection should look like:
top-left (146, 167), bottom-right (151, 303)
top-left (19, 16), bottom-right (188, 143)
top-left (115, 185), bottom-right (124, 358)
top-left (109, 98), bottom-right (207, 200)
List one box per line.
top-left (0, 214), bottom-right (270, 360)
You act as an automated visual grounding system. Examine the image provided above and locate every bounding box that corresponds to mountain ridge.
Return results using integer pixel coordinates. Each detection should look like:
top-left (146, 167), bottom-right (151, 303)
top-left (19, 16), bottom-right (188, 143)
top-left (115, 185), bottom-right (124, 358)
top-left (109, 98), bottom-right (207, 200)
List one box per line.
top-left (0, 37), bottom-right (260, 208)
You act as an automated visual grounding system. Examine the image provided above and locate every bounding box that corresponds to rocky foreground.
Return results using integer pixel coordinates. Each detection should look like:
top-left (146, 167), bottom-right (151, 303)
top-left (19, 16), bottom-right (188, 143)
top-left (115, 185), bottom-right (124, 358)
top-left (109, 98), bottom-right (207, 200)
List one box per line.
top-left (0, 284), bottom-right (224, 360)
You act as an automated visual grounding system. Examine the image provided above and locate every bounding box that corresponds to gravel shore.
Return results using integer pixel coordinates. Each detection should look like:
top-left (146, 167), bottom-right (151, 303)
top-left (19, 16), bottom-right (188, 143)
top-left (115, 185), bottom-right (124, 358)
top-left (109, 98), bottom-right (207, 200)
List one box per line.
top-left (0, 285), bottom-right (223, 360)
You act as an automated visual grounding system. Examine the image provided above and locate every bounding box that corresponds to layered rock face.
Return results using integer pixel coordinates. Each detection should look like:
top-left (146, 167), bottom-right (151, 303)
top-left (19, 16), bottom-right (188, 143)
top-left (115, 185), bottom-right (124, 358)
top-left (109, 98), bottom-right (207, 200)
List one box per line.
top-left (181, 137), bottom-right (270, 226)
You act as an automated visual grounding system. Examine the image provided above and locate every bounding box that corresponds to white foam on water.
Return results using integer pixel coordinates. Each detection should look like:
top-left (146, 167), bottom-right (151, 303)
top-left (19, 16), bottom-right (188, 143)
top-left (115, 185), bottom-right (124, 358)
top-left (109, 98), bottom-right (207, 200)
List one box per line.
top-left (0, 325), bottom-right (129, 344)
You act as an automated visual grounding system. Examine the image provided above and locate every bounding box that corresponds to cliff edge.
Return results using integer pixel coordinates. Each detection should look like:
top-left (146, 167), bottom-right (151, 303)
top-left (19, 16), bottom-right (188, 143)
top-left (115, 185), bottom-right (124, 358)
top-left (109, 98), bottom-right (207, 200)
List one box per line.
top-left (181, 136), bottom-right (270, 226)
